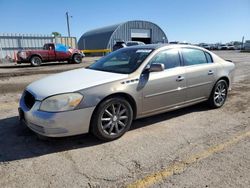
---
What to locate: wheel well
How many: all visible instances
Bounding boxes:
[89,93,137,132]
[72,53,80,58]
[218,76,229,86]
[29,54,42,61]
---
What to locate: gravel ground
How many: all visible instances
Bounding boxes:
[0,51,249,188]
[0,57,98,78]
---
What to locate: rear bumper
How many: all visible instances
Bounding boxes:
[19,97,95,137]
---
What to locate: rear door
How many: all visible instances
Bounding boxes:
[142,48,186,114]
[181,48,217,101]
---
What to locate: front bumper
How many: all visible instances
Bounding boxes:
[19,97,95,137]
[16,56,29,63]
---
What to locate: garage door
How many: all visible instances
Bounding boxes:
[131,29,151,38]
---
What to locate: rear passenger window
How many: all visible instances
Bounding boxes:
[149,49,181,69]
[205,52,213,63]
[182,48,207,66]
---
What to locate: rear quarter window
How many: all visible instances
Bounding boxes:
[205,52,213,63]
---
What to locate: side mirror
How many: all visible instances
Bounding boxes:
[148,63,165,72]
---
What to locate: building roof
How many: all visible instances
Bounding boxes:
[78,20,167,50]
[82,23,123,37]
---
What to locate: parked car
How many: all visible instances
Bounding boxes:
[227,44,236,50]
[234,45,242,50]
[19,44,235,141]
[16,43,84,66]
[213,44,220,50]
[201,44,211,50]
[218,44,228,50]
[209,44,217,50]
[244,40,250,50]
[112,41,127,51]
[126,41,145,46]
[169,41,179,44]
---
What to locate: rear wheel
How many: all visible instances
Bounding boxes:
[91,97,133,141]
[72,54,82,64]
[208,80,228,108]
[30,56,42,66]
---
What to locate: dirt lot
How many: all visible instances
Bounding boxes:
[0,51,249,188]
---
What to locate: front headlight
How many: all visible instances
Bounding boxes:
[40,93,83,112]
[19,51,27,58]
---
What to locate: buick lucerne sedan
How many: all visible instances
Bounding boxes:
[19,44,235,141]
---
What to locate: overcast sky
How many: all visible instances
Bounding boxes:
[0,0,249,43]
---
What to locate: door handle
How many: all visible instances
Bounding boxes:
[208,70,214,75]
[176,76,185,82]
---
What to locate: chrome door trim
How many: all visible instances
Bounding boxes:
[144,87,186,98]
[186,81,213,89]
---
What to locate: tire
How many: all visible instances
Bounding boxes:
[36,133,50,141]
[72,54,82,64]
[91,97,133,141]
[30,56,42,67]
[208,80,228,108]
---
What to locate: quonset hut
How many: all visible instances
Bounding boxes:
[78,20,167,51]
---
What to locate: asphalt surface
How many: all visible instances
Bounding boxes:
[0,51,249,188]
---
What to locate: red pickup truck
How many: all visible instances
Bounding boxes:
[16,43,84,66]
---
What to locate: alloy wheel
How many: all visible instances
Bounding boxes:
[214,81,227,106]
[100,102,129,136]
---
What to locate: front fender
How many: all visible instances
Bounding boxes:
[28,53,43,61]
[77,79,142,118]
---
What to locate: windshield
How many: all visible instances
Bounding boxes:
[88,48,153,74]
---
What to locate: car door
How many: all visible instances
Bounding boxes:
[47,44,56,61]
[142,49,186,115]
[181,48,217,102]
[40,44,50,61]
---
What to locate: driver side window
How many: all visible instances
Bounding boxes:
[149,49,181,69]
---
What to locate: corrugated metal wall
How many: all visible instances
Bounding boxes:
[108,21,167,49]
[54,37,77,49]
[78,24,120,50]
[78,20,167,51]
[0,33,77,60]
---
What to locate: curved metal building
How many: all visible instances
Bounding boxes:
[78,20,167,50]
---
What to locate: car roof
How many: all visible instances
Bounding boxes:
[127,43,206,51]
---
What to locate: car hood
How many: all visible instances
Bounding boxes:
[26,68,128,100]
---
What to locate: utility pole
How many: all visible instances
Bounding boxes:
[241,36,245,50]
[66,12,71,37]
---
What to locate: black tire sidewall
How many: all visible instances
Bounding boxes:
[91,97,133,141]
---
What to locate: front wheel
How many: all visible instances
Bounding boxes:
[208,80,228,108]
[91,97,133,141]
[72,54,82,64]
[30,56,42,66]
